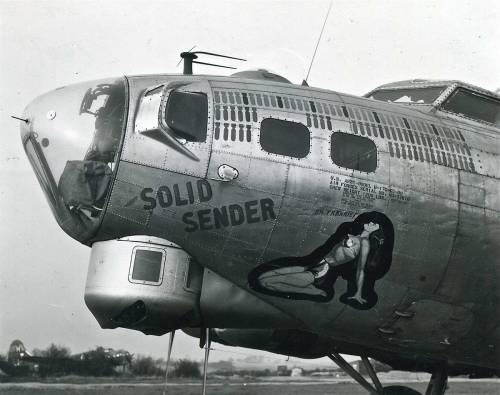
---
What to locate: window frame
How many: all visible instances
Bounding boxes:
[160,89,209,143]
[329,131,378,173]
[258,117,311,159]
[439,87,500,127]
[367,86,447,105]
[128,246,166,286]
[182,258,203,294]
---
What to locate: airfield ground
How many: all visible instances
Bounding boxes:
[0,378,498,395]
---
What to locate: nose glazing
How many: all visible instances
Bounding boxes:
[19,77,127,243]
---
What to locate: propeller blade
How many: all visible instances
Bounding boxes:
[162,330,175,395]
[201,328,211,395]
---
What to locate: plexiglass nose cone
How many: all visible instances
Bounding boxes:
[20,77,127,242]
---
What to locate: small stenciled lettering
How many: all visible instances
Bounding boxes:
[329,176,410,210]
[313,207,358,218]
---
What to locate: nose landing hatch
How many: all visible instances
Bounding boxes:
[20,77,127,242]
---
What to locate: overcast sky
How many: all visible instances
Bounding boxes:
[1,0,499,364]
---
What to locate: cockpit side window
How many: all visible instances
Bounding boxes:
[163,91,208,142]
[260,118,310,158]
[440,88,500,127]
[330,132,377,172]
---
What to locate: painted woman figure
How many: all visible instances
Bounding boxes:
[248,211,394,309]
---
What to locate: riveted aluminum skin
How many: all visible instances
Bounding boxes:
[24,73,499,373]
[84,236,203,335]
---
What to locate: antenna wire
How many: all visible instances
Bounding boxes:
[304,0,333,83]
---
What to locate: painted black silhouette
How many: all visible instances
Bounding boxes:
[248,211,394,310]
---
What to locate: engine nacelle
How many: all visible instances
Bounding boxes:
[85,236,203,335]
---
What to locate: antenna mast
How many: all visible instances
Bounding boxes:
[303,0,333,86]
[179,51,246,75]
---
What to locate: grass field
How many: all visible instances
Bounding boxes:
[0,379,498,395]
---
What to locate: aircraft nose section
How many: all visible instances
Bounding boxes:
[19,77,127,242]
[19,85,79,147]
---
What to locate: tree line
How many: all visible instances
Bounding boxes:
[0,343,201,378]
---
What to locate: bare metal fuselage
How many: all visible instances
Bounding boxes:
[24,74,500,371]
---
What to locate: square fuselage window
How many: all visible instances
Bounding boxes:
[260,118,310,158]
[331,132,377,172]
[129,248,165,285]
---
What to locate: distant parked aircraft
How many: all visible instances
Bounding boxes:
[0,340,131,377]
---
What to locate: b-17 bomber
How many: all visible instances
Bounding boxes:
[17,51,500,394]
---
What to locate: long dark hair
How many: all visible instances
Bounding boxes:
[313,211,394,277]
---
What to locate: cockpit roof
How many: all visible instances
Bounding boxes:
[366,79,500,129]
[367,79,500,102]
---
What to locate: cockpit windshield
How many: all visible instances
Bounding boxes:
[22,77,127,242]
[368,86,446,104]
[441,88,500,127]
